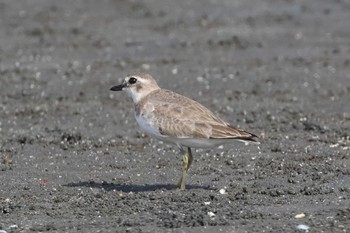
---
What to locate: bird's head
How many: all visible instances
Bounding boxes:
[110,72,160,103]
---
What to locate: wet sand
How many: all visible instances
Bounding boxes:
[0,0,349,232]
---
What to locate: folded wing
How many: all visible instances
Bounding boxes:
[144,90,258,143]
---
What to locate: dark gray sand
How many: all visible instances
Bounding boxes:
[1,0,350,232]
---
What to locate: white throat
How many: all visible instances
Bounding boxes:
[125,88,143,103]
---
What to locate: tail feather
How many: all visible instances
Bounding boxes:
[235,134,259,144]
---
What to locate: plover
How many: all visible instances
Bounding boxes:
[110,72,258,190]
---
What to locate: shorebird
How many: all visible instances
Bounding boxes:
[110,72,258,190]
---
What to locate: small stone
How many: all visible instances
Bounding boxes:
[196,76,204,82]
[219,189,226,194]
[116,191,124,198]
[297,224,309,231]
[295,213,306,219]
[226,160,234,165]
[207,211,215,218]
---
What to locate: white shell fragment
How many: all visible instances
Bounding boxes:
[207,211,216,218]
[297,224,310,231]
[295,213,306,219]
[219,189,226,194]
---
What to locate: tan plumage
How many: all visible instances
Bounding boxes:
[136,89,258,142]
[110,72,259,190]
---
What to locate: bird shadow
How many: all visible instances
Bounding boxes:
[64,181,212,193]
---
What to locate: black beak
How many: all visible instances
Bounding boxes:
[110,84,125,91]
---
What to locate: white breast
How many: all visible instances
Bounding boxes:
[135,113,164,139]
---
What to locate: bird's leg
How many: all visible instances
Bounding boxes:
[177,147,193,190]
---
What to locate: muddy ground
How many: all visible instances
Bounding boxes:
[0,0,350,232]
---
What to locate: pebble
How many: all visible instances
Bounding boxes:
[295,213,306,219]
[115,191,124,198]
[226,160,234,165]
[297,224,310,231]
[196,76,204,82]
[0,230,7,233]
[219,189,226,194]
[207,211,215,218]
[172,68,178,74]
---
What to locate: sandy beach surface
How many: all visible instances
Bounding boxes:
[0,0,349,232]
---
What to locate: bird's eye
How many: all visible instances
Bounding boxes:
[129,77,137,84]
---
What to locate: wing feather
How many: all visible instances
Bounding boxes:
[138,89,258,143]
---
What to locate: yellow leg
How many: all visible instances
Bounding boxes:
[176,147,193,190]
